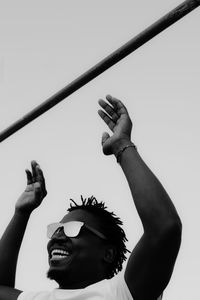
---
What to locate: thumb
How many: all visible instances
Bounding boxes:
[101,132,110,145]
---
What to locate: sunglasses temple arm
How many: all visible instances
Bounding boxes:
[86,225,107,240]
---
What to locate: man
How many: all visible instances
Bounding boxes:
[0,95,182,300]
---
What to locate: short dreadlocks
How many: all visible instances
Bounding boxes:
[67,195,130,279]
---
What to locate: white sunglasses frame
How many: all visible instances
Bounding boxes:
[47,221,107,240]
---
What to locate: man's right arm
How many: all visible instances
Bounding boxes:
[0,286,22,300]
[0,210,30,299]
[0,161,47,300]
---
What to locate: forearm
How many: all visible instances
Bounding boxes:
[0,210,30,287]
[114,139,181,235]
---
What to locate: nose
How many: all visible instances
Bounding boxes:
[51,226,67,240]
[47,227,70,252]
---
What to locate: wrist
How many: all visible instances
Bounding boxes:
[111,139,131,154]
[112,139,137,163]
[111,139,133,155]
[14,207,32,219]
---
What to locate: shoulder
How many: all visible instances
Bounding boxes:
[106,272,133,300]
[108,272,163,300]
[17,290,50,300]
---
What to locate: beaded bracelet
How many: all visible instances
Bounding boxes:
[116,143,137,163]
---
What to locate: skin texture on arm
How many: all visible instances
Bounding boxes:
[0,161,47,300]
[98,95,182,300]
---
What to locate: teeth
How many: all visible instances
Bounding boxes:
[51,249,70,257]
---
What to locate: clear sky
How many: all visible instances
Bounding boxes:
[0,0,200,299]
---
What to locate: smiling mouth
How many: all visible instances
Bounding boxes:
[50,249,71,261]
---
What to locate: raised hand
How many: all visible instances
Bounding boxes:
[15,161,47,214]
[98,95,132,155]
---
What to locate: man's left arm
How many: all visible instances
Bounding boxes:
[98,95,182,300]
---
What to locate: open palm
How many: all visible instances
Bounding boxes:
[15,161,47,214]
[98,95,132,155]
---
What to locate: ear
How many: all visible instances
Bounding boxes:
[103,246,116,264]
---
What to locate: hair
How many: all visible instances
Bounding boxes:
[67,195,130,279]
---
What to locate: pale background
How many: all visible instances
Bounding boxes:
[0,0,199,299]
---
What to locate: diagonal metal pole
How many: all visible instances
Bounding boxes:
[0,0,199,143]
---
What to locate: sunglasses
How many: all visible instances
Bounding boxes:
[47,221,107,240]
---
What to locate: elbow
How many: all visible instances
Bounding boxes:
[175,215,182,234]
[168,214,182,236]
[160,205,182,237]
[161,216,182,247]
[154,211,182,238]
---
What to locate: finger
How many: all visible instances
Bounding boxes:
[106,95,129,115]
[35,165,47,196]
[98,99,119,122]
[25,169,33,185]
[101,132,110,145]
[98,110,115,132]
[35,164,43,181]
[31,160,38,182]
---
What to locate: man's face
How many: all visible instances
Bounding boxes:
[47,209,108,289]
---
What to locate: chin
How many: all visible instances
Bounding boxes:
[47,266,66,283]
[47,269,58,281]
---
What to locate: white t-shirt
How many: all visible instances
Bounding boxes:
[18,272,162,300]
